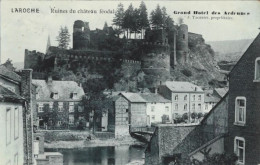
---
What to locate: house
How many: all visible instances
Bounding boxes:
[0,65,64,165]
[145,93,229,165]
[213,87,228,99]
[108,92,172,138]
[145,33,260,165]
[224,33,260,165]
[0,66,34,165]
[0,85,26,165]
[158,81,205,120]
[108,93,147,138]
[140,93,172,126]
[32,77,85,129]
[204,90,220,113]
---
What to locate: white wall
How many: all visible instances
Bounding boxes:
[171,92,205,117]
[0,102,24,165]
[146,102,172,126]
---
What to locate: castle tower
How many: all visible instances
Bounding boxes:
[73,20,90,50]
[140,37,170,88]
[176,24,189,64]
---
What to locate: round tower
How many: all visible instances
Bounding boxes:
[140,42,170,88]
[73,20,90,50]
[176,24,189,64]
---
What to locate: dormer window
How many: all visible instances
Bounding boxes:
[254,57,260,81]
[53,93,59,99]
[72,93,78,99]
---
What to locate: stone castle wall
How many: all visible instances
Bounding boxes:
[24,49,45,69]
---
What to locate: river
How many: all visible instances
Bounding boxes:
[46,145,145,165]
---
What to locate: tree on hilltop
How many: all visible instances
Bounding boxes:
[150,4,163,29]
[113,3,125,29]
[138,1,149,39]
[113,3,125,37]
[56,26,70,49]
[123,3,135,39]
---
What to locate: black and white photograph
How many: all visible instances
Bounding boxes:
[0,0,260,165]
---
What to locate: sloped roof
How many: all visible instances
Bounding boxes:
[140,93,171,103]
[32,79,85,101]
[214,88,228,98]
[0,85,23,101]
[204,90,220,103]
[120,92,146,103]
[0,65,21,82]
[229,33,260,76]
[165,81,203,92]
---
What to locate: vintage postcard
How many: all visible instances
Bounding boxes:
[0,1,260,165]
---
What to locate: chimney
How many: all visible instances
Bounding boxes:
[20,69,34,165]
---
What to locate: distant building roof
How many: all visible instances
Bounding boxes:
[0,65,21,82]
[0,85,24,102]
[214,88,228,98]
[120,92,147,103]
[165,81,203,92]
[204,90,220,103]
[32,79,85,101]
[140,93,171,103]
[119,92,171,103]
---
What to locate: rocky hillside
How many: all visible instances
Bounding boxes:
[170,36,226,88]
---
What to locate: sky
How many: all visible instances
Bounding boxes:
[1,1,260,63]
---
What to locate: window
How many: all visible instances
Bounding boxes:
[57,121,62,126]
[198,95,201,101]
[192,95,195,101]
[14,107,19,140]
[235,97,246,125]
[58,102,63,112]
[152,115,155,120]
[53,93,59,99]
[198,104,201,111]
[36,93,39,99]
[126,109,128,113]
[175,95,178,101]
[192,104,195,110]
[234,137,245,164]
[151,106,155,112]
[205,104,208,110]
[254,57,260,80]
[165,106,169,112]
[78,106,83,112]
[69,115,74,125]
[6,108,11,145]
[69,102,74,112]
[38,103,43,112]
[184,95,187,101]
[125,117,128,121]
[49,102,53,111]
[14,153,18,165]
[175,104,178,111]
[72,93,78,99]
[183,34,185,39]
[184,104,187,111]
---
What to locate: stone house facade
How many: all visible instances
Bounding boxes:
[32,78,85,129]
[158,81,205,119]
